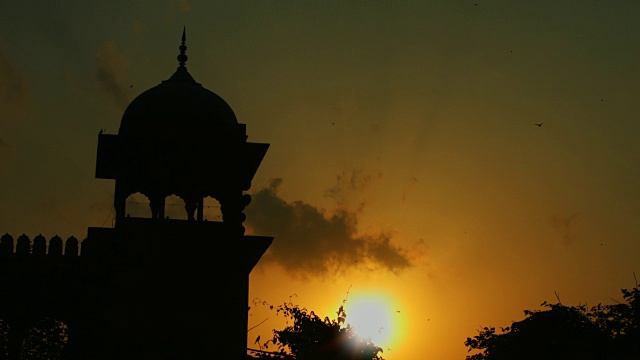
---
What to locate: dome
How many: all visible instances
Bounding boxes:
[118,29,237,138]
[118,66,237,138]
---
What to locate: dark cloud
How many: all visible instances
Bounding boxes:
[324,168,383,207]
[94,41,132,111]
[550,213,580,246]
[245,178,415,279]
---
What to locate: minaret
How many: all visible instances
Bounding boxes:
[89,29,273,359]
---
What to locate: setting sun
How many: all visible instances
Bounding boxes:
[344,292,399,348]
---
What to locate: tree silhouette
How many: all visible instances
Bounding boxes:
[464,285,640,360]
[251,300,385,360]
[19,317,68,360]
[0,317,68,360]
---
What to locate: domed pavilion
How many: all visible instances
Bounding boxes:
[0,28,274,360]
[90,28,273,359]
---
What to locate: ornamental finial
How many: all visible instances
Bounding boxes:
[177,26,187,67]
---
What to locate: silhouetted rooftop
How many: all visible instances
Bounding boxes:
[118,28,238,138]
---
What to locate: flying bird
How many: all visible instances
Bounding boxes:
[534,122,543,127]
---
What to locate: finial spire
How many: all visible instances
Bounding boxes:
[177,26,188,67]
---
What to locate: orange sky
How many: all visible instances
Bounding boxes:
[1,2,640,359]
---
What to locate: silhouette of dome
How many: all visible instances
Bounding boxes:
[119,66,237,138]
[118,29,237,138]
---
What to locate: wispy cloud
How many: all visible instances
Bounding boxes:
[0,137,13,171]
[94,41,132,111]
[245,176,416,279]
[0,39,30,168]
[174,0,192,12]
[131,19,149,35]
[550,213,580,246]
[401,176,419,202]
[324,168,383,208]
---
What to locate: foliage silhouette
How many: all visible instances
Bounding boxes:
[0,317,68,360]
[464,285,640,360]
[251,299,385,360]
[19,317,68,360]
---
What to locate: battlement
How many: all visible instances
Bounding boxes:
[0,233,81,257]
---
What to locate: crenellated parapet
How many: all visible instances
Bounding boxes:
[0,233,81,257]
[0,232,112,360]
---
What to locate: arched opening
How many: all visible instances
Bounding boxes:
[125,192,151,218]
[164,195,187,220]
[202,196,222,222]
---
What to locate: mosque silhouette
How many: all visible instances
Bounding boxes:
[0,29,273,359]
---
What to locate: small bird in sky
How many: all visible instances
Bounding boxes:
[255,335,260,344]
[534,122,543,127]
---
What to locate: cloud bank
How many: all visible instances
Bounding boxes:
[244,177,415,279]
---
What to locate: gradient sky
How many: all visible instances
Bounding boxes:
[1,1,640,359]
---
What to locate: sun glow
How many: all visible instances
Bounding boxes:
[344,292,399,348]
